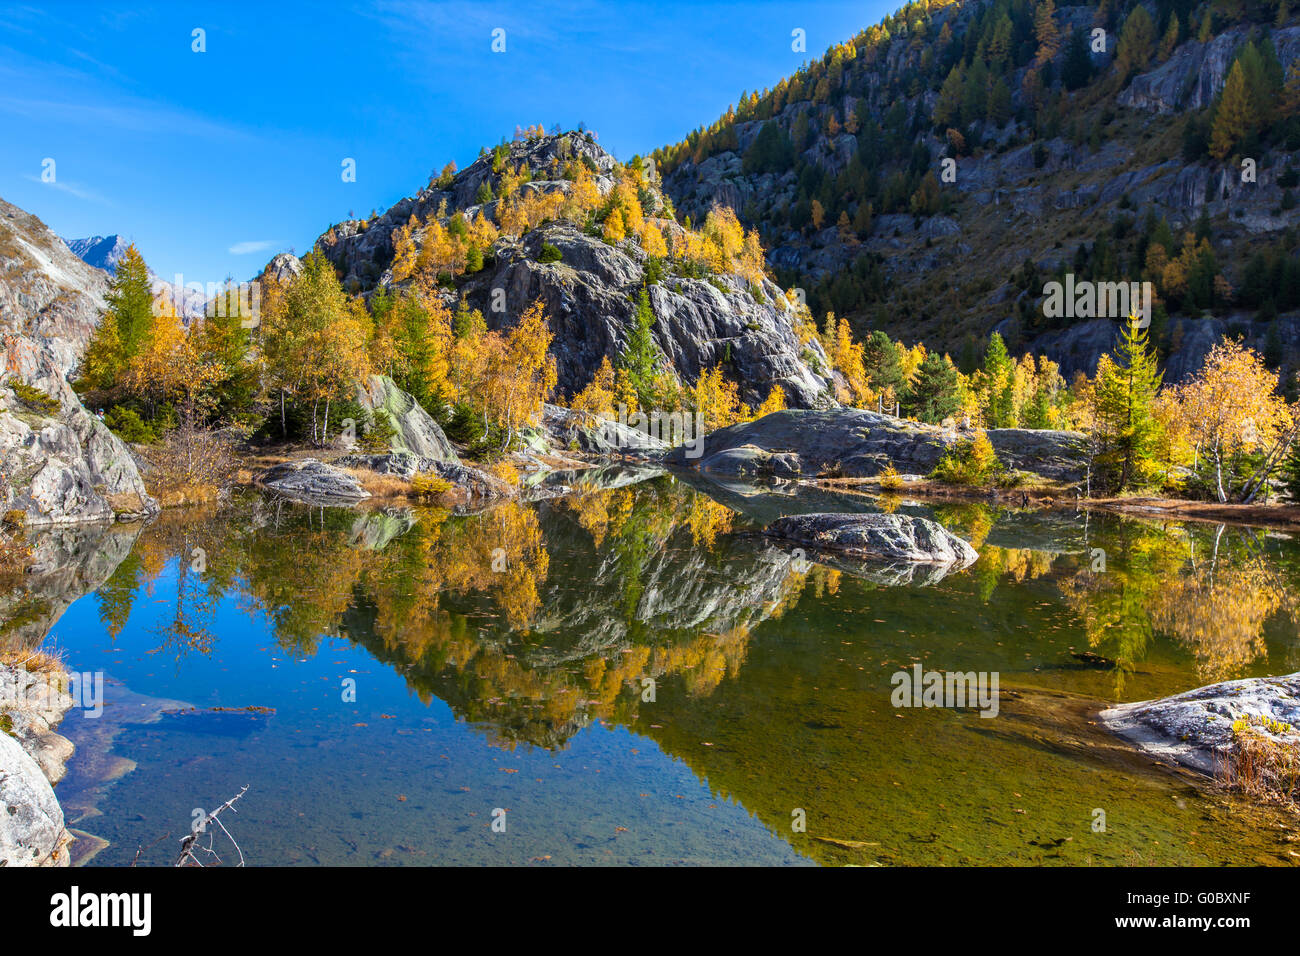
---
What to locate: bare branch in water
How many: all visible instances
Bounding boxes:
[175,786,249,867]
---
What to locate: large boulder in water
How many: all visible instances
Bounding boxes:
[258,459,370,502]
[666,408,1088,482]
[1101,673,1300,776]
[763,512,978,566]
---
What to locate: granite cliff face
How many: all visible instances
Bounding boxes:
[302,133,834,409]
[0,198,156,526]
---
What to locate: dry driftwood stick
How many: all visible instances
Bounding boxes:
[175,786,250,867]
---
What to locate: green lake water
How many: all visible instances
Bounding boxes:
[7,471,1300,866]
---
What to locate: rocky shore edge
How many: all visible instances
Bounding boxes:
[0,660,76,866]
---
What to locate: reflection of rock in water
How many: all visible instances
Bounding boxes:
[349,508,416,551]
[511,516,808,667]
[0,521,141,650]
[671,468,871,526]
[540,463,665,493]
[777,548,971,587]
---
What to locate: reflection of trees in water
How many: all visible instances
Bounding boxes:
[1059,518,1300,691]
[930,502,1055,603]
[352,483,821,749]
[92,482,833,749]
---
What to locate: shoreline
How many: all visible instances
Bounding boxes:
[0,658,75,866]
[808,476,1300,532]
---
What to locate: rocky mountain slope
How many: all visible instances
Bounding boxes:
[62,235,131,274]
[656,0,1300,382]
[0,198,155,525]
[286,132,834,408]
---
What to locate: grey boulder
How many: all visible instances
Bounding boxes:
[763,512,978,566]
[355,375,459,462]
[258,459,370,502]
[0,731,69,866]
[1101,673,1300,776]
[667,408,1088,482]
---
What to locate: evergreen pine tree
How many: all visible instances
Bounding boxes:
[617,288,661,410]
[905,351,961,423]
[982,332,1016,427]
[106,244,155,359]
[1093,315,1164,490]
[863,330,906,404]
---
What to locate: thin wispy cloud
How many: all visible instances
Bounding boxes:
[0,95,255,143]
[228,240,285,255]
[22,173,110,204]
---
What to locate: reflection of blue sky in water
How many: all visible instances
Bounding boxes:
[52,563,806,866]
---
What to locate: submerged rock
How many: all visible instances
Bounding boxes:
[1101,673,1300,776]
[258,459,370,502]
[763,512,978,566]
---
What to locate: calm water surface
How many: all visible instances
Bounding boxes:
[8,471,1300,866]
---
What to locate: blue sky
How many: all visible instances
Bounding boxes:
[0,1,894,285]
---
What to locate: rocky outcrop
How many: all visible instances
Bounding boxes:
[763,512,978,566]
[261,252,303,285]
[541,403,668,457]
[0,662,75,866]
[315,132,619,291]
[656,7,1300,376]
[1101,673,1300,776]
[355,375,459,461]
[454,221,831,409]
[302,133,833,410]
[1118,26,1300,114]
[665,408,1089,482]
[336,453,516,502]
[258,459,370,502]
[1,198,157,526]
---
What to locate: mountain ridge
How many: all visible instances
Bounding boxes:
[653,0,1300,383]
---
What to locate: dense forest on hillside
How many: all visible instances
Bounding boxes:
[654,0,1300,380]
